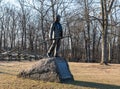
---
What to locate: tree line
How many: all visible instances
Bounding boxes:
[0,0,120,64]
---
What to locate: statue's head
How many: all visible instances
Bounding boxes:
[55,14,61,22]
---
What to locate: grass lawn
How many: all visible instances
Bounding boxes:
[0,61,120,89]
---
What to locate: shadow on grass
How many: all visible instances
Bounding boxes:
[65,80,120,89]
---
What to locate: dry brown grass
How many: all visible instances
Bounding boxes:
[0,61,120,89]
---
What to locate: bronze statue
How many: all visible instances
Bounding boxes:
[47,15,63,57]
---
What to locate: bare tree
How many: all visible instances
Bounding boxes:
[100,0,115,65]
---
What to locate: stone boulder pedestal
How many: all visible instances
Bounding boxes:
[18,57,74,83]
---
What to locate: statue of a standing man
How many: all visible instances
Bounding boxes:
[47,15,63,57]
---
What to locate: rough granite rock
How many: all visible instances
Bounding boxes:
[18,57,74,83]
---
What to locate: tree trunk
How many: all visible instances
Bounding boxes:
[101,0,108,65]
[83,30,88,62]
[67,21,73,59]
[108,43,112,62]
[51,0,55,20]
[92,26,96,62]
[117,25,120,63]
[84,0,91,62]
[41,1,47,54]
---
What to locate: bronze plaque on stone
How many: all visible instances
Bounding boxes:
[55,57,74,82]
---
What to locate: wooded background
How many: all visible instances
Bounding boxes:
[0,0,120,64]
